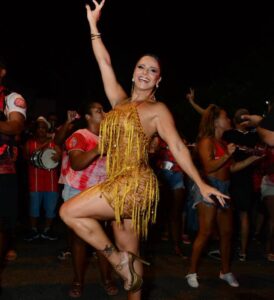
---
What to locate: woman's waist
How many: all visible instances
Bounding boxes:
[107,163,153,177]
[205,168,230,182]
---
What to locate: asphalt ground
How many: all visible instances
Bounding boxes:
[1,220,274,300]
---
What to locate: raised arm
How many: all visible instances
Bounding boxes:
[153,102,228,205]
[186,88,206,115]
[54,110,78,146]
[85,0,128,108]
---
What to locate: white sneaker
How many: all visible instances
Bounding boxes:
[219,272,239,287]
[186,273,199,288]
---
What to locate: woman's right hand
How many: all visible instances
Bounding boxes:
[198,181,229,207]
[186,87,195,103]
[86,0,105,26]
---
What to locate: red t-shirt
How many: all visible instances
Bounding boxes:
[59,129,106,190]
[156,138,182,172]
[27,139,59,192]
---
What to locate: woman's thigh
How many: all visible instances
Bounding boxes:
[61,185,115,221]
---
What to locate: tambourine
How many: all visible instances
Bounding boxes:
[30,148,59,170]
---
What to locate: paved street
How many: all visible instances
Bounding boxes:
[1,221,274,300]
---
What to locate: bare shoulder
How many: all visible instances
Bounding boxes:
[144,100,170,115]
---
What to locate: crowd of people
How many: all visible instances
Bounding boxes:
[1,0,274,298]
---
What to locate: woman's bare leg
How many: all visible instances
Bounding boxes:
[170,188,185,255]
[71,230,87,284]
[59,186,132,287]
[217,207,233,274]
[188,203,216,273]
[239,211,249,256]
[264,196,274,254]
[112,219,141,300]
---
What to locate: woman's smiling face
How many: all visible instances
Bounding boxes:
[132,55,161,91]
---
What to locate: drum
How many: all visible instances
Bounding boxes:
[30,148,59,170]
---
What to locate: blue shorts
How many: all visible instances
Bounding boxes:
[192,176,230,209]
[157,169,185,190]
[29,191,59,218]
[62,184,81,202]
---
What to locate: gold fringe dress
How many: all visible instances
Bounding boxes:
[98,100,159,238]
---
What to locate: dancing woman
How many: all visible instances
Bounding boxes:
[60,0,228,295]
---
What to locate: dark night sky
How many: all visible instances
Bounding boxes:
[1,0,274,136]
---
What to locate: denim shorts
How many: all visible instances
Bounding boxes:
[62,184,81,202]
[29,191,59,218]
[157,169,185,190]
[261,176,274,199]
[192,176,230,209]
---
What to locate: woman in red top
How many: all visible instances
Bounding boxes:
[186,105,260,288]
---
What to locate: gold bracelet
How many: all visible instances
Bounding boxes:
[91,35,101,41]
[91,33,101,38]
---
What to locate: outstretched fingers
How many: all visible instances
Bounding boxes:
[92,0,105,9]
[201,185,230,207]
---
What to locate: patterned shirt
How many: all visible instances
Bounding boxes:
[59,129,106,190]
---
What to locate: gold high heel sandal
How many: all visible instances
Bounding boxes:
[115,251,150,292]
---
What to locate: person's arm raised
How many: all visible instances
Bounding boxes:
[86,0,127,108]
[153,102,228,206]
[186,88,206,115]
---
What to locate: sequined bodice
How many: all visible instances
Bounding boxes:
[99,102,150,177]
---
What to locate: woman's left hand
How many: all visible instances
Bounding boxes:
[86,0,105,26]
[199,182,229,207]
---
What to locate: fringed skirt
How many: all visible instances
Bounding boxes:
[98,166,159,238]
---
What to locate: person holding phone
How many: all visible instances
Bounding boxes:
[186,105,261,288]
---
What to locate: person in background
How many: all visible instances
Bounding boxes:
[0,59,27,270]
[223,108,260,261]
[259,146,274,261]
[24,116,61,241]
[55,110,81,261]
[241,103,274,146]
[47,112,59,140]
[186,105,261,288]
[60,101,118,297]
[153,135,187,257]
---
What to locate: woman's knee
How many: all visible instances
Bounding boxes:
[59,202,72,224]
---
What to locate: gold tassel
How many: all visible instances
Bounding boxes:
[98,103,159,238]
